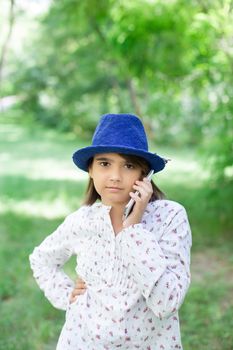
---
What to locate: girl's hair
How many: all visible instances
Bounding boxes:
[83,153,165,206]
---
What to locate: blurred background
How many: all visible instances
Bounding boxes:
[0,0,232,349]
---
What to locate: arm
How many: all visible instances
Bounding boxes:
[121,204,192,319]
[29,212,78,310]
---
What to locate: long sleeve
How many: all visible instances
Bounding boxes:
[29,213,78,310]
[120,202,192,319]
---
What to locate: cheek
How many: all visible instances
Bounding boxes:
[135,170,143,181]
[92,177,103,194]
[128,173,141,187]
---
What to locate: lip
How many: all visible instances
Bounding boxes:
[106,187,123,192]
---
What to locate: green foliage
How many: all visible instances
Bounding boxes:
[8,1,231,181]
[2,0,233,215]
[181,281,233,350]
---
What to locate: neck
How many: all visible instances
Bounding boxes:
[109,204,125,235]
[110,204,124,217]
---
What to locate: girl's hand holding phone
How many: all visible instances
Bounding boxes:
[123,175,153,229]
[70,277,87,304]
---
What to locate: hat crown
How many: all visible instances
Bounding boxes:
[72,113,166,173]
[92,114,148,151]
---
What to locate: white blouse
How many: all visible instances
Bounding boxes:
[29,199,192,350]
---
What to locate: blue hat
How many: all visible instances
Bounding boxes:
[72,113,167,173]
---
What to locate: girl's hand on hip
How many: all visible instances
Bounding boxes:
[123,176,153,228]
[69,277,87,304]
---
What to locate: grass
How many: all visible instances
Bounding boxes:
[0,123,232,349]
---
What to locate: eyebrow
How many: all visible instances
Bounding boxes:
[94,157,113,162]
[94,156,135,165]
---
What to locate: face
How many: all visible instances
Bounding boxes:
[89,153,142,207]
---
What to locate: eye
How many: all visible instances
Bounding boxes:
[99,161,110,167]
[124,163,135,169]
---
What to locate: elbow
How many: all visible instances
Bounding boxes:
[29,251,41,277]
[147,278,191,320]
[29,248,38,267]
[147,291,183,319]
[29,252,36,272]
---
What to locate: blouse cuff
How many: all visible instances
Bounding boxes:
[121,224,167,299]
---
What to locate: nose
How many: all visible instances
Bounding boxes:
[109,167,122,182]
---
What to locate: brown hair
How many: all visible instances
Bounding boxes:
[83,153,165,206]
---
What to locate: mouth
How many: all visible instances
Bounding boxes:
[106,186,123,192]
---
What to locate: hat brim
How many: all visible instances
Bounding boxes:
[72,146,166,173]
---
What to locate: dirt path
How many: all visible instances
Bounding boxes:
[191,248,233,284]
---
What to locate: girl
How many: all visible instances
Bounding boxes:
[30,113,192,350]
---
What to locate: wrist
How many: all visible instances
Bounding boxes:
[123,216,142,228]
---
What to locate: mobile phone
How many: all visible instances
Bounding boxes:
[122,169,154,220]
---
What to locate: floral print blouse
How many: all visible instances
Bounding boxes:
[29,199,192,350]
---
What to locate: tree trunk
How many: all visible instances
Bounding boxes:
[127,78,152,137]
[0,0,15,94]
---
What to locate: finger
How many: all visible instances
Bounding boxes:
[75,282,86,289]
[71,288,86,301]
[69,295,77,304]
[132,189,147,200]
[73,285,87,294]
[73,283,87,292]
[75,277,86,284]
[76,277,85,283]
[72,290,86,298]
[75,279,86,287]
[143,178,153,191]
[133,185,150,195]
[129,191,142,202]
[135,180,153,192]
[143,175,152,182]
[132,185,150,198]
[74,289,86,296]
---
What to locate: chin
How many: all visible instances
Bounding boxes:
[108,199,128,207]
